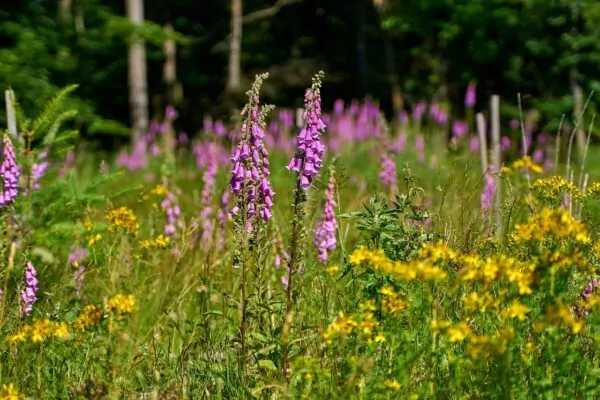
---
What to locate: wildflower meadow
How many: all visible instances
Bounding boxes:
[3,73,600,400]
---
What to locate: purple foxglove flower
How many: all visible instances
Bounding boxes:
[165,105,179,120]
[21,261,38,317]
[203,116,214,133]
[287,73,326,190]
[229,73,275,221]
[380,153,398,196]
[0,135,20,207]
[314,174,338,263]
[413,101,427,122]
[501,136,512,152]
[452,121,468,139]
[481,173,495,212]
[470,136,480,152]
[464,82,476,108]
[532,148,544,164]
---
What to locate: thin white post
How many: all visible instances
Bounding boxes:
[476,112,488,172]
[5,89,17,137]
[491,95,502,237]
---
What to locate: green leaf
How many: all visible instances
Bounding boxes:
[257,359,276,371]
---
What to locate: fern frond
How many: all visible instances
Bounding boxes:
[31,84,79,135]
[42,109,79,146]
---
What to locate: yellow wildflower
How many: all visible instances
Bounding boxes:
[325,265,340,277]
[0,383,21,400]
[447,322,471,343]
[150,184,169,197]
[73,305,103,332]
[532,176,581,201]
[107,294,137,317]
[380,286,408,316]
[501,301,530,321]
[384,379,401,391]
[511,155,543,174]
[106,207,139,235]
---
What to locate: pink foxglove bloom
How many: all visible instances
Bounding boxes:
[287,72,327,190]
[415,135,425,164]
[464,82,476,108]
[452,121,468,139]
[199,161,217,247]
[0,135,20,207]
[501,136,512,152]
[314,174,338,264]
[380,153,398,196]
[481,173,495,212]
[412,101,427,122]
[165,105,178,120]
[21,262,38,317]
[229,73,275,221]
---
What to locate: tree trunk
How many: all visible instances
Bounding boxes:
[75,2,85,33]
[571,69,586,153]
[126,0,149,142]
[228,0,243,92]
[59,0,72,24]
[163,23,182,105]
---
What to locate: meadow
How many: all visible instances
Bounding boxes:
[2,73,600,399]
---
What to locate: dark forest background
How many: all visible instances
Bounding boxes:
[2,0,600,147]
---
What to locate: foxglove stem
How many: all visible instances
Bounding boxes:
[229,73,272,379]
[283,71,326,382]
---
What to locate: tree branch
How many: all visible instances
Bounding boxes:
[242,0,304,24]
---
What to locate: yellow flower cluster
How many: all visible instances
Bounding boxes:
[150,184,169,197]
[512,208,590,244]
[83,218,102,246]
[458,254,535,294]
[532,176,582,201]
[322,308,385,346]
[7,319,70,345]
[107,294,137,318]
[417,241,458,263]
[350,248,447,282]
[8,295,136,345]
[139,234,170,250]
[432,320,514,360]
[534,302,583,334]
[585,182,600,198]
[0,384,21,400]
[461,291,500,314]
[380,286,408,316]
[107,207,139,235]
[72,305,103,332]
[504,155,544,174]
[384,379,402,391]
[324,265,340,277]
[500,300,531,321]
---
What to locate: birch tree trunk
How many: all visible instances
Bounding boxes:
[227,0,243,92]
[126,0,149,142]
[59,0,72,23]
[571,69,586,153]
[163,23,182,104]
